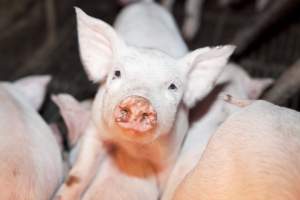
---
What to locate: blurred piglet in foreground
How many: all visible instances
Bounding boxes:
[161,63,273,200]
[0,76,63,200]
[174,98,300,200]
[54,0,234,199]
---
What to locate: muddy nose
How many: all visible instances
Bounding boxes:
[114,96,157,133]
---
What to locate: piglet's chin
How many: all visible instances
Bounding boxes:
[119,128,157,143]
[111,118,158,143]
[115,120,156,133]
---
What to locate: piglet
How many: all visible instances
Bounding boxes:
[54,1,234,198]
[161,0,204,40]
[161,63,273,200]
[173,98,300,200]
[0,75,63,200]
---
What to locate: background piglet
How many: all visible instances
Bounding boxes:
[161,63,273,200]
[160,0,271,41]
[51,94,91,167]
[161,0,204,40]
[0,75,63,200]
[55,1,234,199]
[52,93,159,200]
[174,99,300,200]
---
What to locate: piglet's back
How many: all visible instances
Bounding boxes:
[0,83,62,200]
[114,1,188,57]
[174,100,300,200]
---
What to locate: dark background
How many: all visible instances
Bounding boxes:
[1,0,300,125]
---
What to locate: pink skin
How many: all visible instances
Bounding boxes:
[0,76,63,200]
[114,96,157,133]
[173,100,300,200]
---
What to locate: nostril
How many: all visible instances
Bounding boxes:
[140,112,157,125]
[115,107,130,122]
[121,108,129,117]
[142,113,148,120]
[140,113,150,123]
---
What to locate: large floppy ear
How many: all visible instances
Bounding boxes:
[246,78,274,100]
[75,7,126,83]
[13,75,51,110]
[51,94,90,146]
[181,45,235,108]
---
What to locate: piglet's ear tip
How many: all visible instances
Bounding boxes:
[40,74,52,83]
[74,7,84,15]
[212,45,236,56]
[74,7,90,22]
[22,75,52,86]
[51,93,73,103]
[189,45,236,63]
[51,94,60,104]
[265,78,275,85]
[37,75,52,89]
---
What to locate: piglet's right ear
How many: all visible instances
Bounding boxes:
[14,75,51,111]
[52,94,90,146]
[75,7,126,83]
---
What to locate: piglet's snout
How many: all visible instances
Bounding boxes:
[114,96,157,133]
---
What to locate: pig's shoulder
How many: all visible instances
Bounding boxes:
[229,100,291,119]
[244,100,300,122]
[223,100,300,136]
[224,100,273,123]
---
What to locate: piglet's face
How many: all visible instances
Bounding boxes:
[75,8,234,143]
[99,48,185,142]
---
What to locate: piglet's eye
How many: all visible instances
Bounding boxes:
[112,70,121,79]
[168,83,177,90]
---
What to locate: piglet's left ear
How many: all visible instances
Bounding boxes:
[181,45,235,108]
[13,75,51,110]
[247,78,274,100]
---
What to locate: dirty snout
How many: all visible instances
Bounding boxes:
[114,96,157,133]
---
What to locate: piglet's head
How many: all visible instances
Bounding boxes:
[219,64,274,115]
[75,8,234,143]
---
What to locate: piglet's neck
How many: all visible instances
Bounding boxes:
[102,137,171,177]
[107,143,158,178]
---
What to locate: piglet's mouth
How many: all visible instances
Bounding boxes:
[115,115,157,133]
[114,96,157,133]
